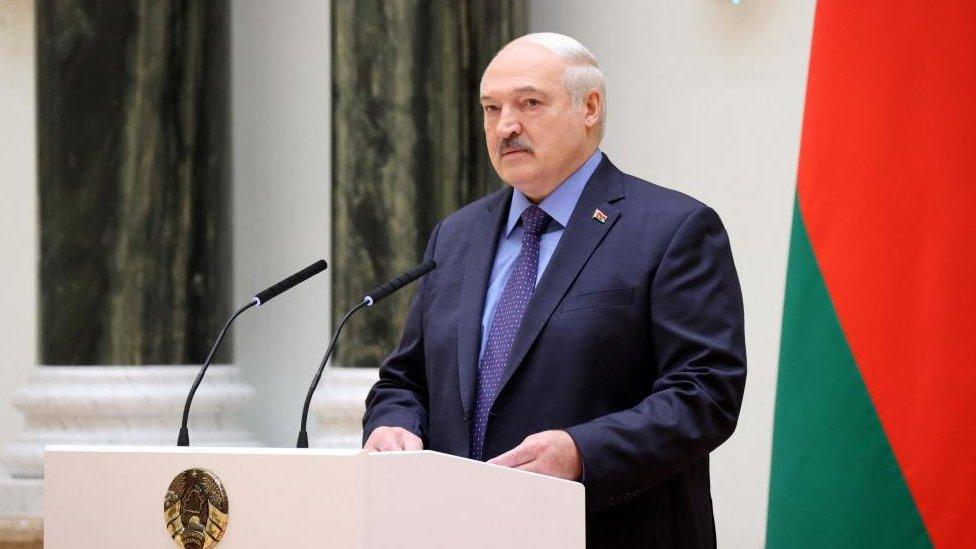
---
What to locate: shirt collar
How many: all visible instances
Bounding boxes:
[505,149,604,236]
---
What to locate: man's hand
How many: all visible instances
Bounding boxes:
[363,426,424,451]
[488,430,583,481]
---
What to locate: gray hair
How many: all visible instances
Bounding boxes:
[515,32,606,138]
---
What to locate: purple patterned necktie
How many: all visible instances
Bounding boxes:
[470,204,552,460]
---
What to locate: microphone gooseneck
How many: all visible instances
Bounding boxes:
[178,299,257,447]
[296,259,437,448]
[295,300,369,448]
[178,259,328,447]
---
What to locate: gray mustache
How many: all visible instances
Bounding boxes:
[499,137,532,155]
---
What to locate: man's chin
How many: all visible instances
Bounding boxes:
[497,160,539,186]
[498,169,540,190]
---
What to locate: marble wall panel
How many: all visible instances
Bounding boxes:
[332,0,525,366]
[37,0,230,365]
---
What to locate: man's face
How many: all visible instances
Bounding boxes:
[480,42,595,200]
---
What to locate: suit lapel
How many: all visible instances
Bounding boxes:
[457,188,512,418]
[495,158,626,399]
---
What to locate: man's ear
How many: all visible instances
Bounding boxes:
[583,89,602,130]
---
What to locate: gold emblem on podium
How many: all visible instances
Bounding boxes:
[164,468,229,548]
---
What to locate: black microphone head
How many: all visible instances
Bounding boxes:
[254,259,328,305]
[364,259,437,306]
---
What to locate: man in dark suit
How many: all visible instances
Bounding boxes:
[362,32,746,548]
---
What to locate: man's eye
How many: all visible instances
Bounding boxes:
[483,105,499,113]
[523,98,540,108]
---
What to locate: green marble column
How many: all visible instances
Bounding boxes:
[332,0,525,367]
[37,0,230,365]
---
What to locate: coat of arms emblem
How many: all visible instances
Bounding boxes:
[164,468,229,548]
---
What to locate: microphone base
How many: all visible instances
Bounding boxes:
[177,427,189,447]
[296,430,309,449]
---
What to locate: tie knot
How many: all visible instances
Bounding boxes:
[521,205,551,236]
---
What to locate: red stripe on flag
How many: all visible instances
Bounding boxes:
[798,2,976,546]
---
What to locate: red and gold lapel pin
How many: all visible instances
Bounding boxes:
[592,209,608,223]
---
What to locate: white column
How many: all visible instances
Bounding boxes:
[0,0,37,461]
[231,0,334,446]
[0,0,40,544]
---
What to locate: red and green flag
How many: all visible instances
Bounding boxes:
[767,2,976,547]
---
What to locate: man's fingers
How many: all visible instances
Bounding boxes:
[487,446,520,466]
[363,433,381,451]
[487,451,514,467]
[366,427,424,452]
[394,429,408,449]
[514,459,544,474]
[488,439,537,467]
[400,431,424,450]
[365,428,401,452]
[486,431,582,480]
[376,439,403,451]
[365,436,393,451]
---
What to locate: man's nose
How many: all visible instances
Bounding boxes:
[495,106,522,139]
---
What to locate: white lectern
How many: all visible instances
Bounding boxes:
[44,446,584,548]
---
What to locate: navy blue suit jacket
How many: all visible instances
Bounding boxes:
[363,156,746,548]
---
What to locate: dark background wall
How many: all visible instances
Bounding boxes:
[331,0,525,366]
[35,0,524,367]
[37,0,230,365]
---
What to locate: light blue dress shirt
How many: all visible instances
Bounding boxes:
[478,149,604,359]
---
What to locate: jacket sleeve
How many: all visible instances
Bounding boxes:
[361,221,443,446]
[564,205,747,511]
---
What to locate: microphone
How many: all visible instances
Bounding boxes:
[363,259,437,306]
[296,259,436,448]
[177,259,328,446]
[254,259,329,305]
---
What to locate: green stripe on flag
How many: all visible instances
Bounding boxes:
[766,199,931,548]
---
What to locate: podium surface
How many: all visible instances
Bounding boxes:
[44,446,584,548]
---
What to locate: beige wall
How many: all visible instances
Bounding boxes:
[0,0,37,473]
[528,1,816,546]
